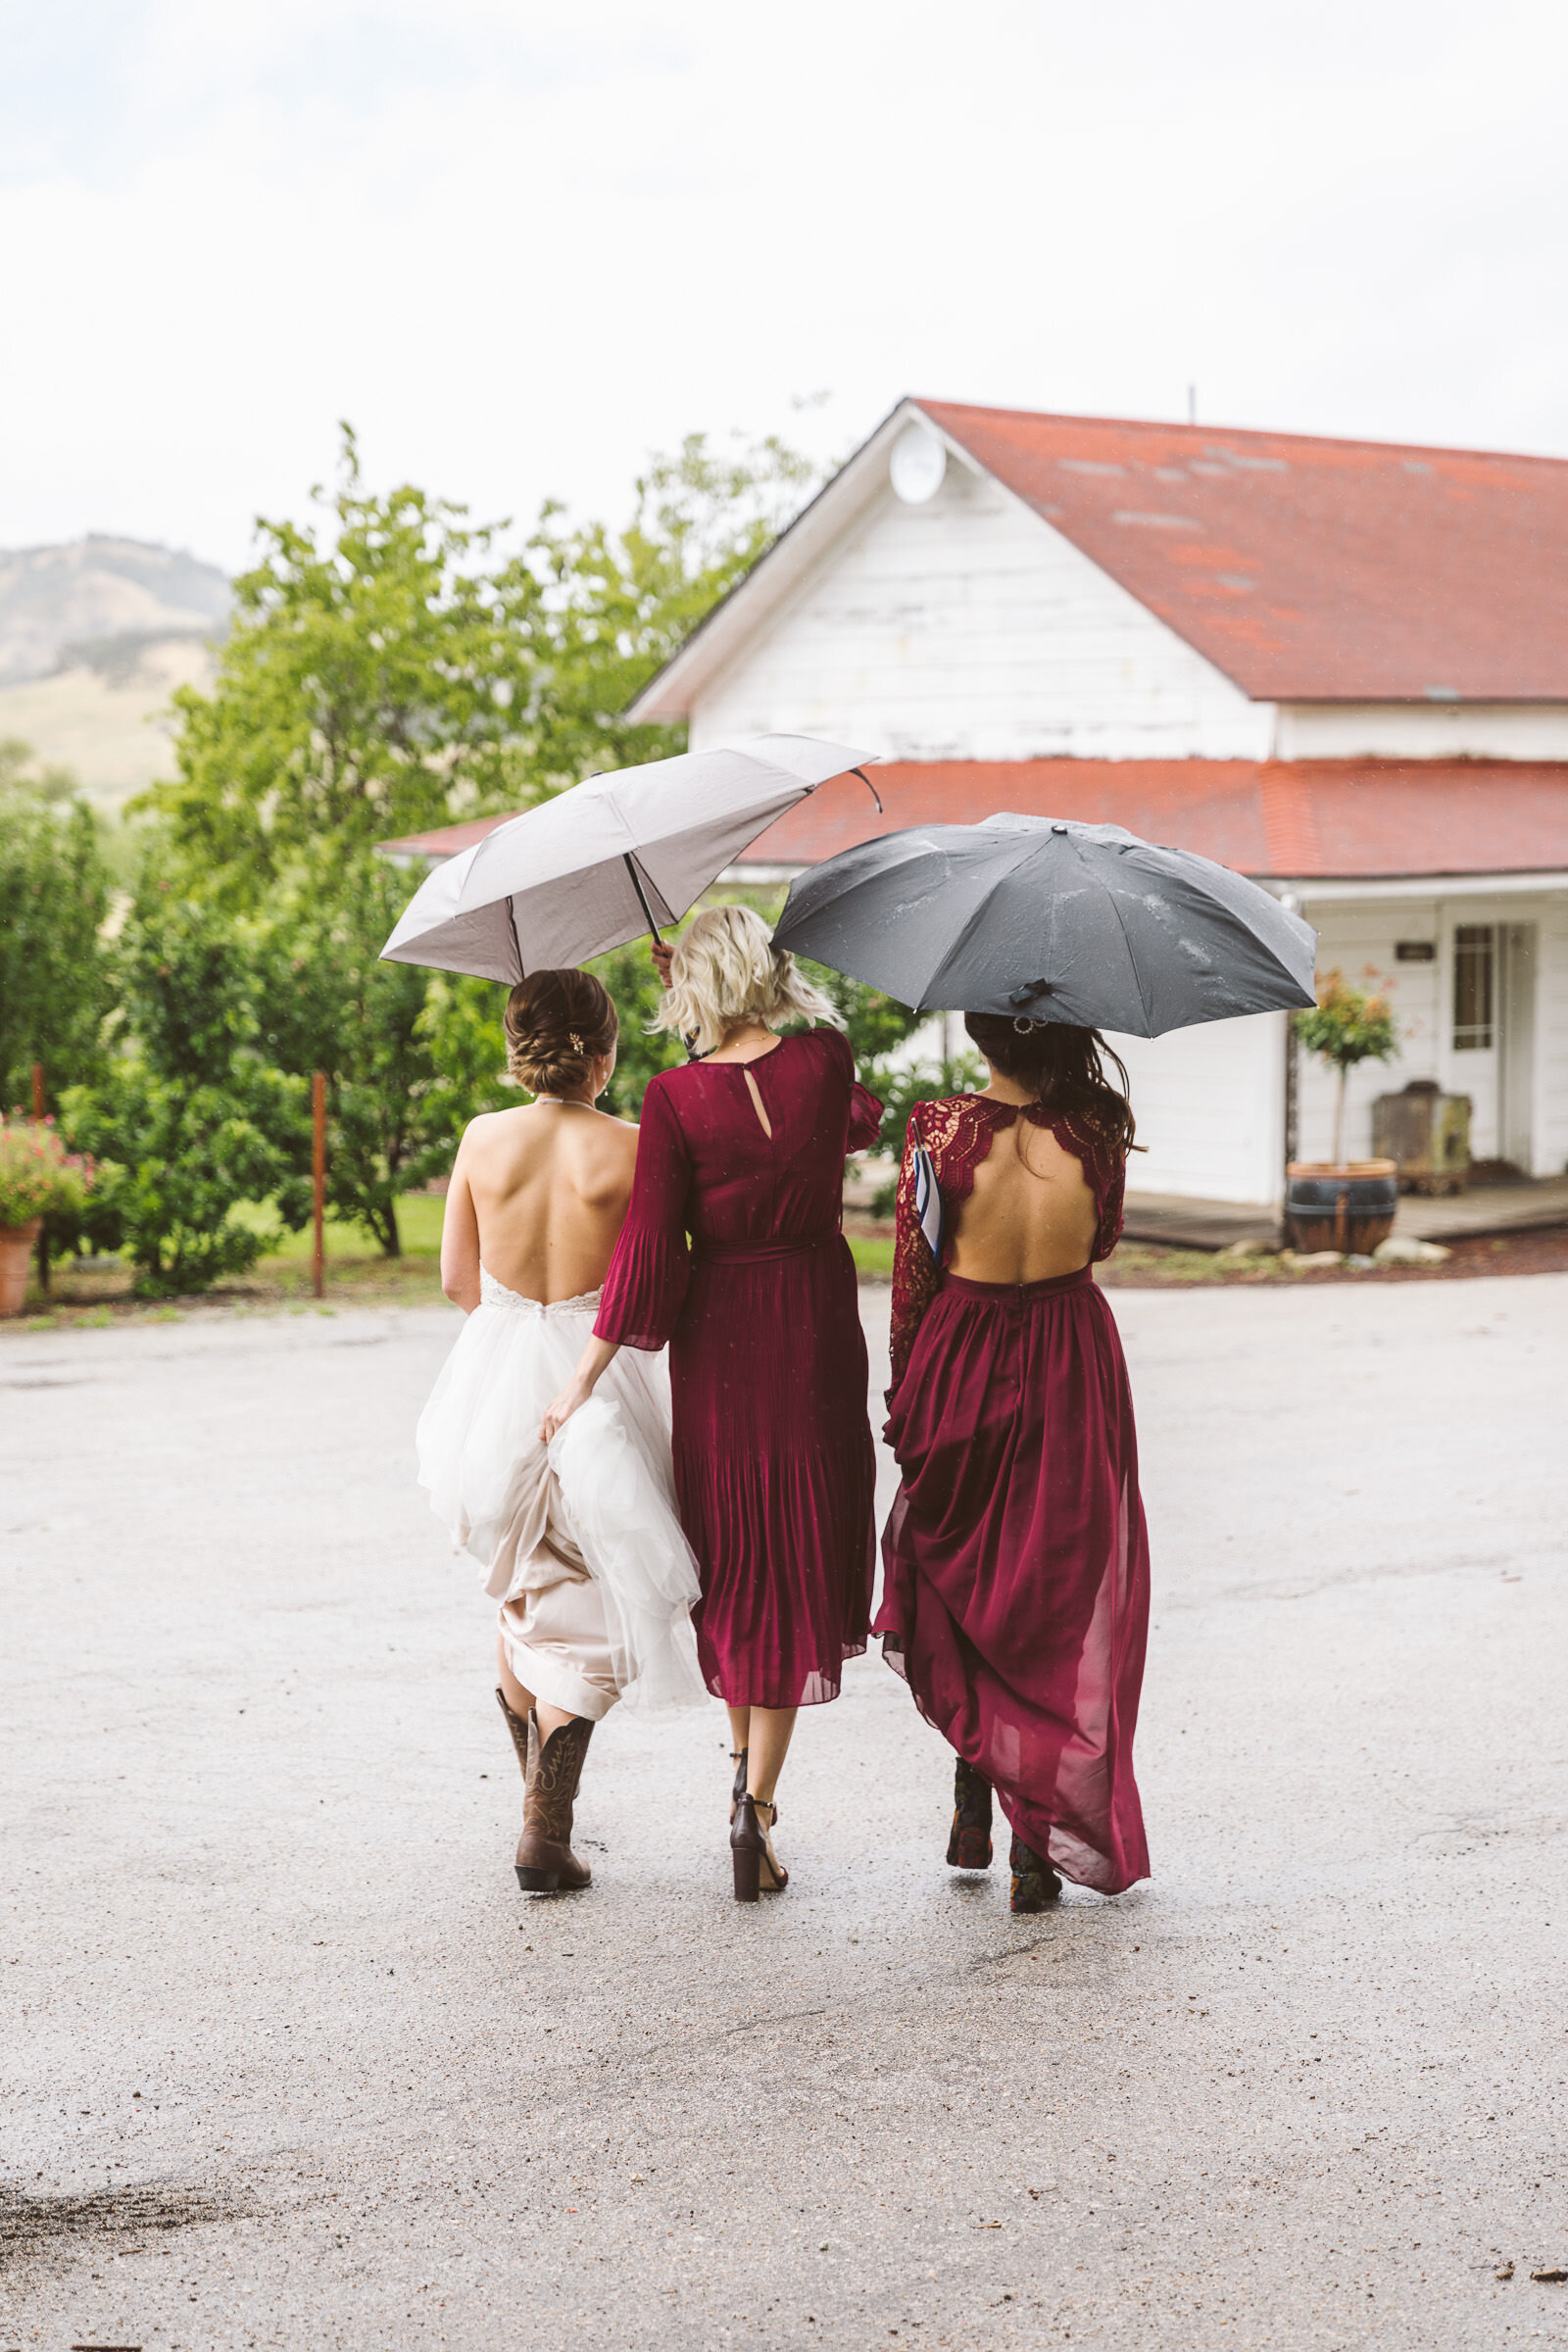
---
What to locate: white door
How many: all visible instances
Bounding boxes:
[1447,919,1538,1171]
[1498,923,1538,1173]
[1448,921,1499,1157]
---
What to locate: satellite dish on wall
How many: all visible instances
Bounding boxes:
[890,421,947,505]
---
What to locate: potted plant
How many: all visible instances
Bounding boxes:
[1288,972,1401,1253]
[0,1116,96,1315]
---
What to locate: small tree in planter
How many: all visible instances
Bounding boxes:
[0,1116,97,1315]
[1295,970,1398,1168]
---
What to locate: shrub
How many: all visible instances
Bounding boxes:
[0,1115,96,1228]
[1295,970,1399,1167]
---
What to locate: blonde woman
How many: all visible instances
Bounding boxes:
[418,968,704,1898]
[542,906,883,1900]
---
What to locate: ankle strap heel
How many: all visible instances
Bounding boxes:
[729,1792,787,1901]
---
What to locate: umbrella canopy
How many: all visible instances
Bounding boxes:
[770,814,1317,1038]
[380,735,876,983]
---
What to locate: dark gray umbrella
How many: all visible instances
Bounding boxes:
[771,813,1316,1036]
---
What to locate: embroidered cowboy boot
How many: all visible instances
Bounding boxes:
[496,1688,595,1892]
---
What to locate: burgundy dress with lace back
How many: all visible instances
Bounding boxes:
[874,1096,1151,1894]
[595,1027,883,1708]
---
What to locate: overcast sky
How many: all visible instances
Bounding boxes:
[3,0,1565,571]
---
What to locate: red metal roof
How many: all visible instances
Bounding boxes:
[379,813,509,859]
[381,761,1568,883]
[917,401,1568,704]
[740,760,1568,881]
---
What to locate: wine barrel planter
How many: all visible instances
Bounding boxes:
[1284,1161,1398,1255]
[0,1218,41,1318]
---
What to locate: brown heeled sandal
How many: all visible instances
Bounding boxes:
[730,1793,788,1902]
[729,1746,779,1831]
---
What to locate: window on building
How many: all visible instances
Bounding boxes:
[1452,924,1494,1050]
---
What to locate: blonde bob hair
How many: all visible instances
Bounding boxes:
[652,904,843,1057]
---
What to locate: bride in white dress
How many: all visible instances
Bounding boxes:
[416,966,703,1893]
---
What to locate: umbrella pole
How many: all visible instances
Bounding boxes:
[623,854,664,945]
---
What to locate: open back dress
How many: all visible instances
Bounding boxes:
[875,1094,1152,1894]
[594,1027,883,1709]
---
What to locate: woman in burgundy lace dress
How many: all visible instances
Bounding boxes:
[541,906,883,1900]
[875,1013,1151,1912]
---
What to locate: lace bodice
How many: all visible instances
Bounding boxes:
[478,1268,604,1317]
[887,1097,1127,1395]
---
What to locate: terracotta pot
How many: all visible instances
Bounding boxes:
[0,1218,41,1317]
[1285,1161,1398,1255]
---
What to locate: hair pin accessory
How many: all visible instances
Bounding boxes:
[569,1031,585,1053]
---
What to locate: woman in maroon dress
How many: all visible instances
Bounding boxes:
[541,906,883,1900]
[876,1014,1151,1912]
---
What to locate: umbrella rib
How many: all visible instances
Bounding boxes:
[1094,850,1156,1034]
[919,839,1042,1012]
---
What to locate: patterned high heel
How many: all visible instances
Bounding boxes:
[730,1793,788,1901]
[947,1756,994,1870]
[1009,1833,1062,1914]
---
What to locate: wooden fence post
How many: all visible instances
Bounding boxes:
[30,1061,49,1294]
[312,1071,326,1300]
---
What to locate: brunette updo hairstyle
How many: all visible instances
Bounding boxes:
[963,1015,1139,1159]
[504,968,618,1098]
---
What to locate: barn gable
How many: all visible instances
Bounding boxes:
[681,433,1272,765]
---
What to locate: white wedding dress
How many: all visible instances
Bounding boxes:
[416,1269,706,1718]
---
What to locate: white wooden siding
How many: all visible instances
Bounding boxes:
[1114,1012,1287,1209]
[690,464,1275,764]
[1275,703,1568,761]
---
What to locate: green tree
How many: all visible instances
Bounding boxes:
[140,429,568,891]
[61,891,313,1296]
[256,850,512,1255]
[0,747,113,1114]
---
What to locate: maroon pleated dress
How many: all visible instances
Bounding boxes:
[874,1097,1151,1894]
[595,1028,883,1709]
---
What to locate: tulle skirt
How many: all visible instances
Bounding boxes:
[416,1271,706,1718]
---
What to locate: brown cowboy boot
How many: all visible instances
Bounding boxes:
[495,1689,594,1892]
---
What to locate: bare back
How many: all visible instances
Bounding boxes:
[947,1114,1100,1287]
[440,1103,639,1310]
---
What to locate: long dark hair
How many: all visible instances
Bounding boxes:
[963,1014,1139,1159]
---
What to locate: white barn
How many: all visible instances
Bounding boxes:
[626,399,1568,1223]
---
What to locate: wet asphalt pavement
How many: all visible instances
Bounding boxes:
[2,1274,1565,2350]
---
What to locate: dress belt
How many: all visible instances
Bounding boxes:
[692,1230,841,1266]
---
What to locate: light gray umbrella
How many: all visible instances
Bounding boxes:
[770,813,1316,1036]
[380,735,879,983]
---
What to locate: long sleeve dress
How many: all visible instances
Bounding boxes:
[873,1095,1151,1894]
[594,1027,884,1709]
